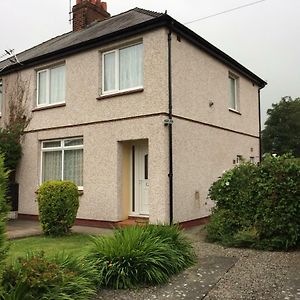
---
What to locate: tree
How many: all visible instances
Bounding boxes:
[0,73,31,180]
[262,96,300,157]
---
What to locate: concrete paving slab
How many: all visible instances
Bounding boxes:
[95,256,238,300]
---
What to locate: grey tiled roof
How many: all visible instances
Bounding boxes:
[0,8,163,71]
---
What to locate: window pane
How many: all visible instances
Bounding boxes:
[50,65,65,104]
[104,52,115,91]
[0,80,2,113]
[119,44,143,90]
[64,138,83,147]
[64,149,83,186]
[229,77,236,109]
[38,71,47,105]
[42,141,61,148]
[42,151,62,182]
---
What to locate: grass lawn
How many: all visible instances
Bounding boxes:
[7,234,93,263]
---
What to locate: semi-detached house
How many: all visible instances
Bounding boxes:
[0,0,266,227]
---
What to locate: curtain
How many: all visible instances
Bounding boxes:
[38,71,47,105]
[64,149,83,186]
[119,44,143,90]
[42,151,62,182]
[50,65,65,104]
[104,52,115,92]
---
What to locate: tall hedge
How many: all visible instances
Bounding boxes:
[37,181,79,236]
[0,155,9,295]
[207,154,300,250]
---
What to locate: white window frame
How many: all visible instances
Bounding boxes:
[36,64,66,107]
[0,79,2,116]
[40,137,84,190]
[101,43,143,95]
[228,73,239,111]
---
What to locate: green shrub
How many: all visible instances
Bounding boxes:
[0,155,9,297]
[2,252,98,300]
[37,181,79,236]
[87,224,196,289]
[206,209,241,243]
[0,129,22,173]
[206,154,300,250]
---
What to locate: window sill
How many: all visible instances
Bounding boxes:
[228,108,241,115]
[97,88,144,100]
[32,102,66,112]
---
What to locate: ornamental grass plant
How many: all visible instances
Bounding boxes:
[87,224,196,289]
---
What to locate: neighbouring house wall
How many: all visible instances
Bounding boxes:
[171,35,261,222]
[17,115,170,223]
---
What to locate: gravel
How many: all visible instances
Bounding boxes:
[94,226,300,300]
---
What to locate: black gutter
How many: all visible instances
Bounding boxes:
[167,27,174,225]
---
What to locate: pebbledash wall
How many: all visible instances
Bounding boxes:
[171,35,260,223]
[2,26,261,225]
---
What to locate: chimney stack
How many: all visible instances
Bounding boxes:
[72,0,110,32]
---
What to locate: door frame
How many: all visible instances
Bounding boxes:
[129,140,149,217]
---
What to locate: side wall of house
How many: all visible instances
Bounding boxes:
[171,34,260,223]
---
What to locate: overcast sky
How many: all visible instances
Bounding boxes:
[0,0,299,125]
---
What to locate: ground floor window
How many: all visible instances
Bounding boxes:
[41,137,83,188]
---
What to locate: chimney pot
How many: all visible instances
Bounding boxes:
[101,2,107,11]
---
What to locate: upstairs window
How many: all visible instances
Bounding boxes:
[41,138,83,188]
[102,43,143,94]
[0,80,2,115]
[37,64,66,106]
[228,73,239,111]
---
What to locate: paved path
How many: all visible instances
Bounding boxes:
[6,219,112,239]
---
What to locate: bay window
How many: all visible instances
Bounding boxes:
[37,64,66,106]
[41,138,83,188]
[102,43,143,94]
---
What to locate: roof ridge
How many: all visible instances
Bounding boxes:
[133,7,164,18]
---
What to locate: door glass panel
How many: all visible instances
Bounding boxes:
[144,154,148,180]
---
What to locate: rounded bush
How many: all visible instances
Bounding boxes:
[2,252,98,300]
[207,154,300,250]
[37,181,79,236]
[87,224,196,289]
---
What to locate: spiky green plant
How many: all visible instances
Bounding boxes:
[87,224,196,289]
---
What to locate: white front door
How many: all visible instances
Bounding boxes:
[132,141,149,216]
